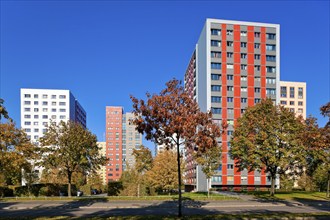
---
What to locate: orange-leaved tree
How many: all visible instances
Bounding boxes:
[130,79,221,217]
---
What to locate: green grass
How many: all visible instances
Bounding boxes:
[1,212,330,220]
[0,192,238,202]
[244,191,329,201]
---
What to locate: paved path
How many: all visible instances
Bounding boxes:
[0,199,329,218]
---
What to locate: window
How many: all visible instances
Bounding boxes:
[290,108,295,112]
[24,115,31,119]
[227,164,234,169]
[254,32,260,37]
[266,44,276,51]
[60,109,66,112]
[211,40,221,47]
[211,85,221,91]
[43,122,48,126]
[241,53,247,59]
[34,101,38,105]
[24,101,31,105]
[226,30,233,35]
[42,94,48,98]
[266,66,276,73]
[43,108,47,112]
[227,75,233,80]
[255,177,261,182]
[227,41,233,47]
[24,121,31,125]
[298,87,303,99]
[34,115,39,119]
[51,95,56,99]
[34,94,38,98]
[59,95,66,99]
[281,86,287,97]
[254,43,260,49]
[254,65,260,71]
[266,78,276,84]
[290,101,295,105]
[25,128,31,132]
[227,97,233,102]
[254,88,261,93]
[211,176,222,182]
[298,101,303,106]
[43,129,48,133]
[227,130,234,135]
[211,62,221,69]
[51,115,56,119]
[211,108,222,114]
[266,55,276,62]
[266,88,276,95]
[255,98,261,103]
[241,98,247,103]
[211,74,221,80]
[24,108,31,112]
[42,101,48,105]
[280,101,287,105]
[240,31,247,37]
[227,52,233,58]
[227,176,234,181]
[34,128,39,132]
[211,51,221,58]
[241,42,247,47]
[254,54,260,60]
[227,64,233,69]
[266,33,276,40]
[34,122,39,125]
[42,115,48,119]
[241,64,247,70]
[241,87,247,92]
[241,76,247,81]
[24,94,31,98]
[255,76,261,81]
[228,108,234,114]
[59,102,66,106]
[298,108,303,113]
[52,108,56,112]
[241,108,246,114]
[211,29,221,35]
[227,86,234,91]
[290,87,295,98]
[241,176,247,181]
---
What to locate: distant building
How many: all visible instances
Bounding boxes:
[105,107,142,182]
[96,142,107,185]
[184,18,280,192]
[20,88,86,183]
[280,81,306,119]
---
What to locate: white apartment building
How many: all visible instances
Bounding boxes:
[280,81,306,119]
[20,88,86,144]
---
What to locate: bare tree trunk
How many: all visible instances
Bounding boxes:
[176,143,182,217]
[137,183,140,198]
[327,173,330,198]
[270,175,275,196]
[207,178,210,198]
[68,171,72,198]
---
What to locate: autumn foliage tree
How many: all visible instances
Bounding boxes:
[230,98,305,196]
[39,121,107,197]
[130,79,221,217]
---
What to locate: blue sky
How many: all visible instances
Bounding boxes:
[1,1,329,152]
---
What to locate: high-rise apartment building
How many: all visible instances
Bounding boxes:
[280,81,306,119]
[20,88,86,144]
[96,142,107,185]
[184,19,280,191]
[105,107,142,182]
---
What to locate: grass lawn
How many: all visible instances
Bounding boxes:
[244,191,329,201]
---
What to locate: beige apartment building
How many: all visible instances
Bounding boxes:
[280,81,306,118]
[96,142,107,185]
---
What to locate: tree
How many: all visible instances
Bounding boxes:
[146,150,183,194]
[194,145,221,197]
[320,102,330,197]
[0,98,11,121]
[39,121,107,197]
[132,145,153,197]
[229,98,305,196]
[0,122,37,186]
[131,79,221,217]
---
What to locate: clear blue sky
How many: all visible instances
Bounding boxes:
[1,1,329,152]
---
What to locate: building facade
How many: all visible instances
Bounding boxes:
[184,19,280,191]
[96,142,107,185]
[105,107,142,182]
[280,81,306,119]
[20,88,86,144]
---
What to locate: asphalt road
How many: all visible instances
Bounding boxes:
[0,199,329,218]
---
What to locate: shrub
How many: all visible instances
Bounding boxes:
[0,187,14,197]
[80,184,91,196]
[107,181,123,196]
